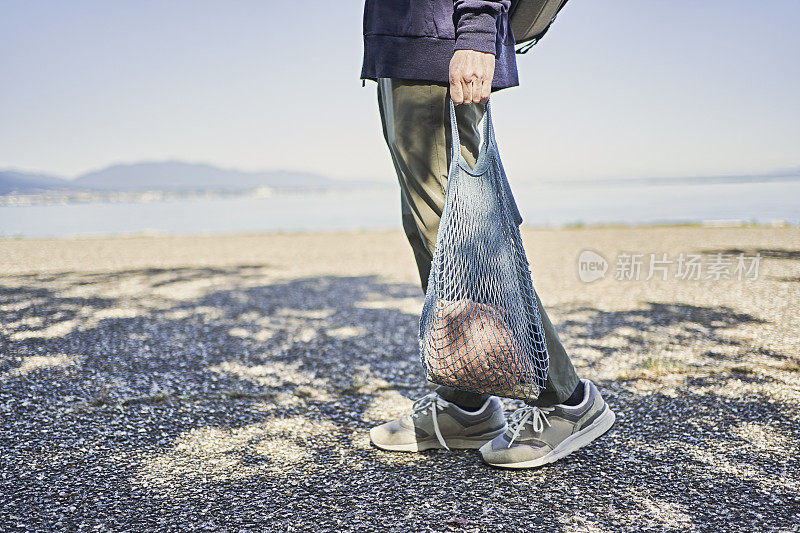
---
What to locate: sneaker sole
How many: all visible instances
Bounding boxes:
[482,406,616,469]
[370,427,507,452]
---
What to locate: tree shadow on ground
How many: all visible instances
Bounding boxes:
[0,266,798,531]
[698,247,800,262]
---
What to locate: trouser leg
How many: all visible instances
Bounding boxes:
[376,78,580,407]
[377,77,483,292]
[528,287,581,407]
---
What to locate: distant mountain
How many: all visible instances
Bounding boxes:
[0,161,368,197]
[0,170,73,195]
[73,161,338,191]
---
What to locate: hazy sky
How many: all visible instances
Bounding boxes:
[1,0,798,182]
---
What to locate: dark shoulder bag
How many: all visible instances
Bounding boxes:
[509,0,571,54]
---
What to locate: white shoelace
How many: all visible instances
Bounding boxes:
[506,405,554,448]
[411,393,451,450]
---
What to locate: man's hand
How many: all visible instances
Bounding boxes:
[449,49,495,105]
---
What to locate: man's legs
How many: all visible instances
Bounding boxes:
[376,78,581,408]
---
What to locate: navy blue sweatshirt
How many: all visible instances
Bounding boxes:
[361,0,519,90]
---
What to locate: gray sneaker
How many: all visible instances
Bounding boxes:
[369,392,507,452]
[479,379,615,468]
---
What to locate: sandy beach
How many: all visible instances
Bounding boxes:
[1,226,798,531]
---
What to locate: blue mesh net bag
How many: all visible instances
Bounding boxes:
[419,99,549,401]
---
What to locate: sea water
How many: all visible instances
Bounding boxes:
[0,180,797,238]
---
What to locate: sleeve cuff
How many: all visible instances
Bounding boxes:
[454,31,497,55]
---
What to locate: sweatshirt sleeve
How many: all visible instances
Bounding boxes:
[453,0,510,55]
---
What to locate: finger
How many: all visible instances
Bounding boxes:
[468,80,478,104]
[480,77,492,103]
[461,80,472,106]
[482,54,496,102]
[450,78,463,104]
[472,79,483,103]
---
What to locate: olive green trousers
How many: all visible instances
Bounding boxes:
[376,78,580,407]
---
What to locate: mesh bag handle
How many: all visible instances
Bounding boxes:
[418,99,550,401]
[449,100,523,227]
[448,98,495,164]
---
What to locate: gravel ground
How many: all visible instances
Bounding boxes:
[1,226,798,532]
